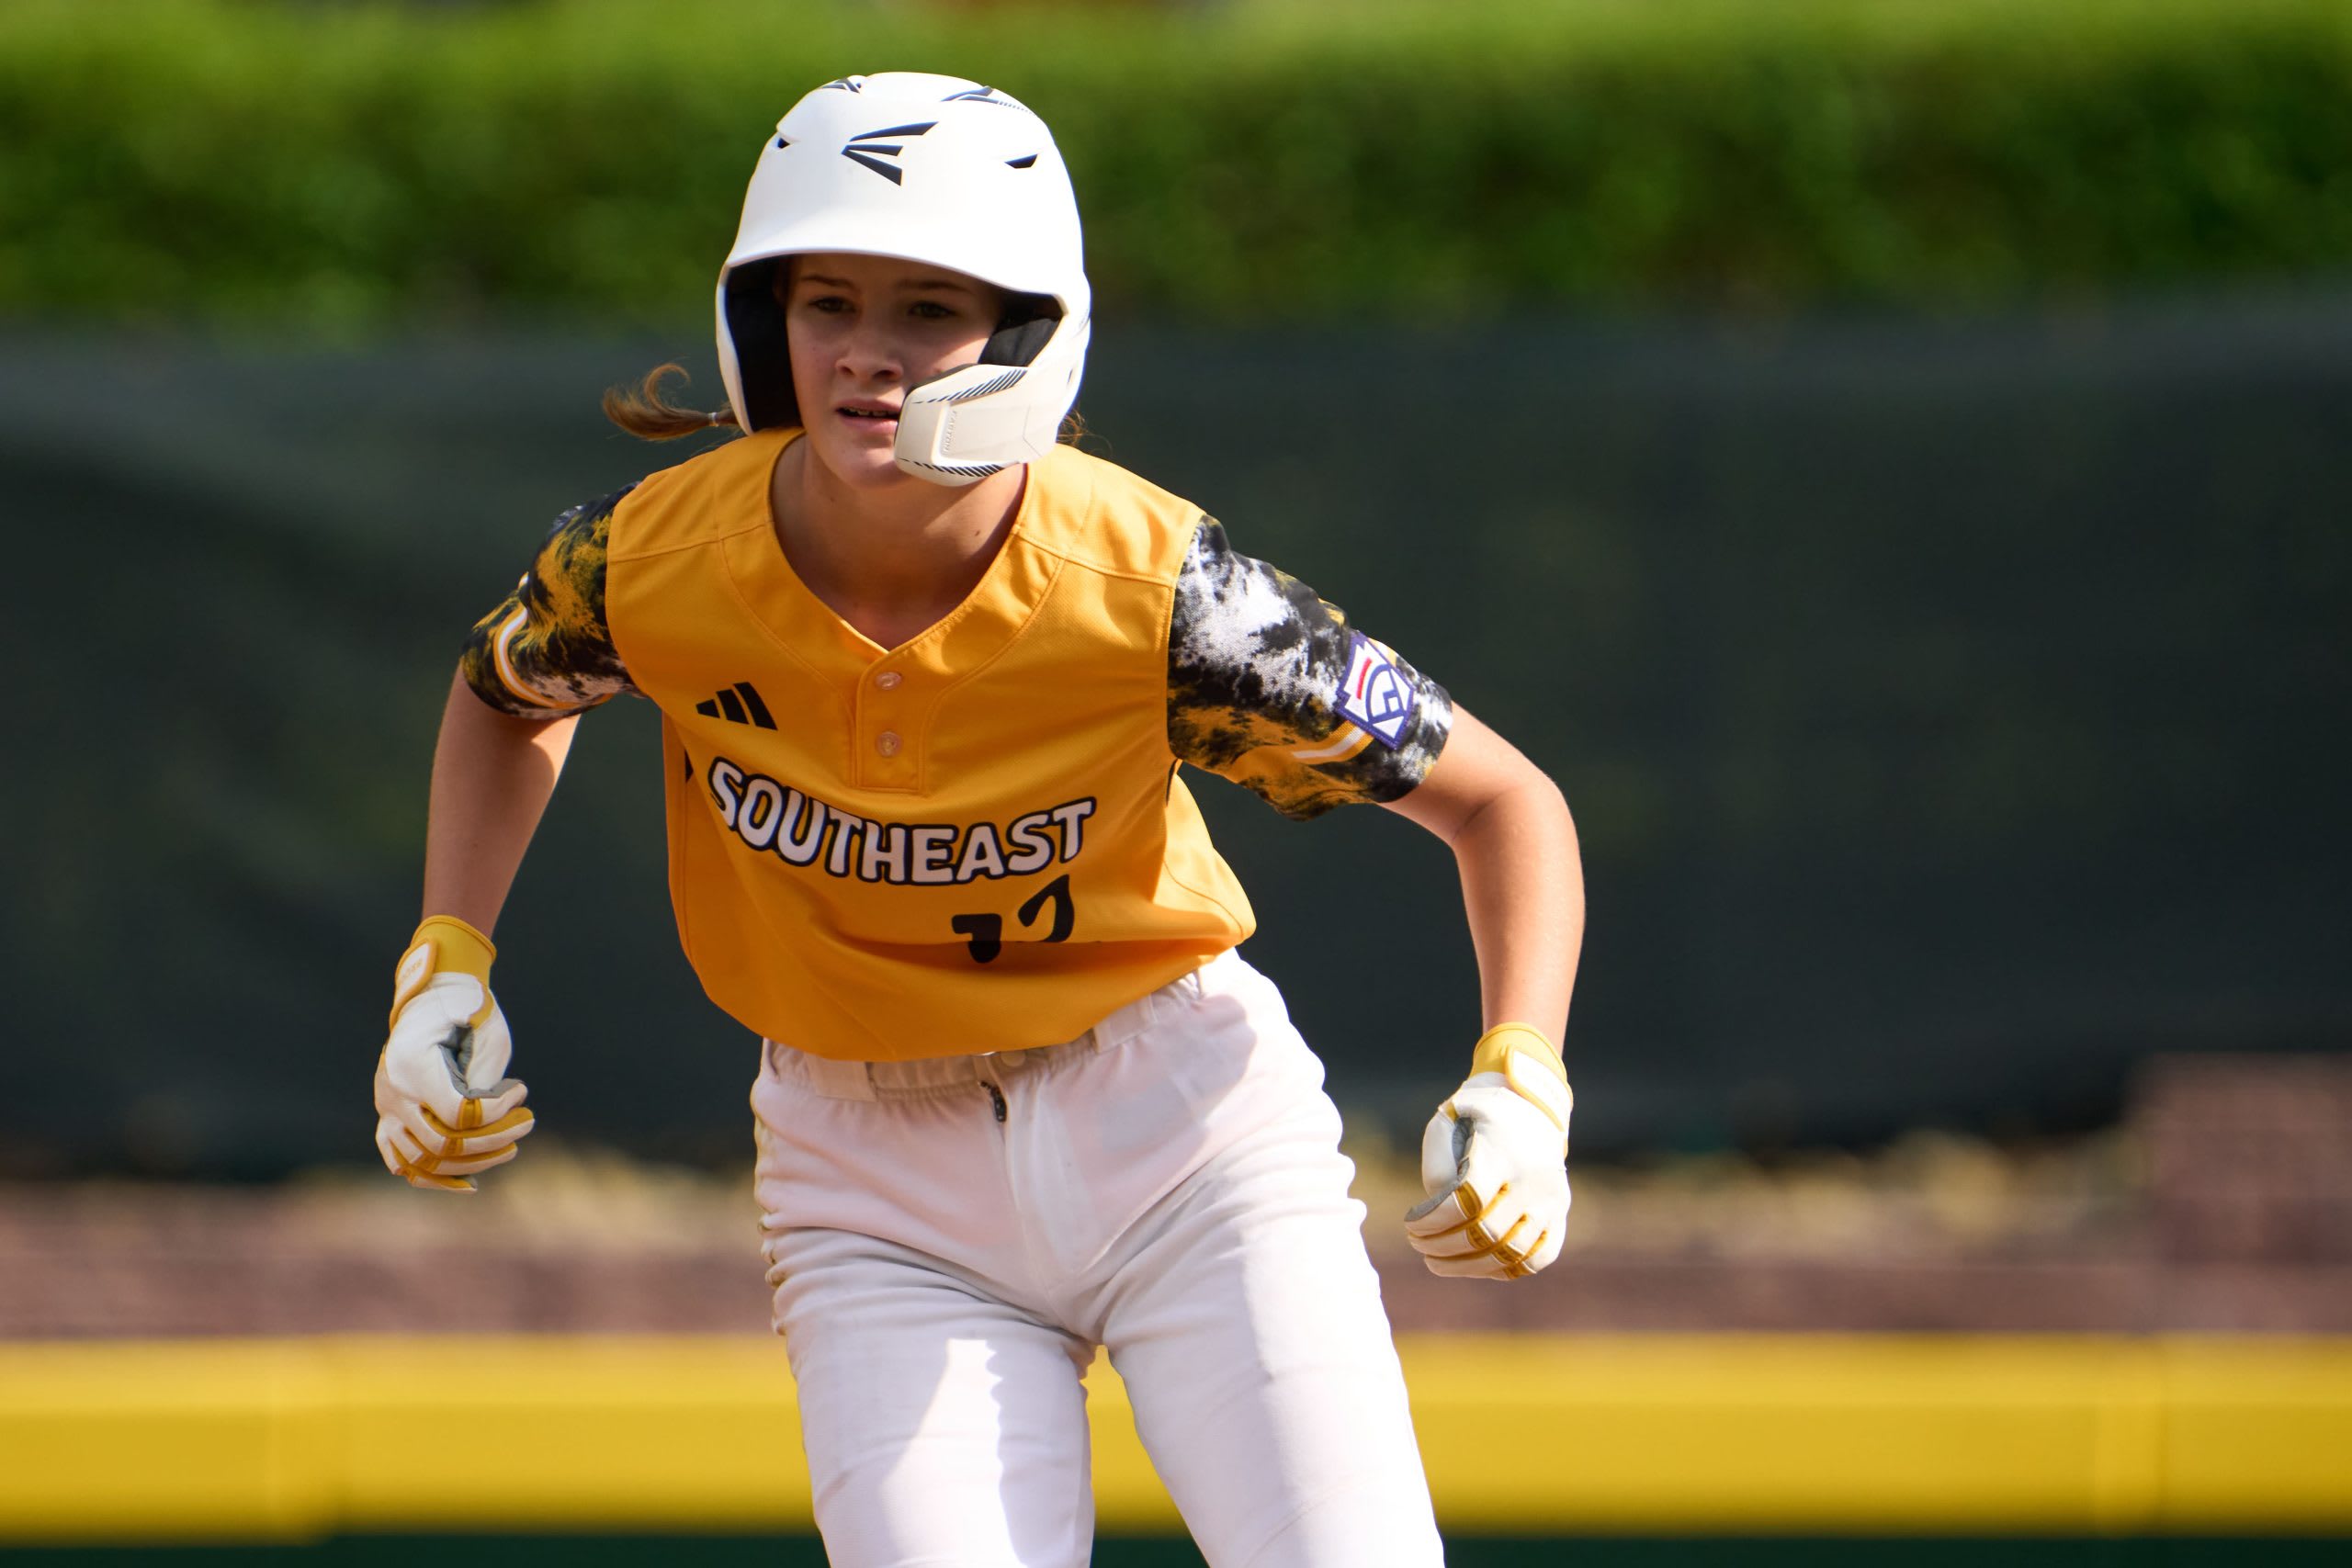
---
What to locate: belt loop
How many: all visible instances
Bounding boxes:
[780,1048,879,1101]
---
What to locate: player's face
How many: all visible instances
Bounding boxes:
[781,253,1008,491]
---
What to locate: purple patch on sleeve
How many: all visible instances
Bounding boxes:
[1335,632,1416,749]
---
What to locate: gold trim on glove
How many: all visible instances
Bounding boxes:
[1470,1022,1572,1132]
[389,915,498,1025]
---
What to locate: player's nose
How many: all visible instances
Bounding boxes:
[833,320,902,383]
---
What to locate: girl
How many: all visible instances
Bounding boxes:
[373,72,1581,1568]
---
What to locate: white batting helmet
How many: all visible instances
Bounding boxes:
[716,72,1091,486]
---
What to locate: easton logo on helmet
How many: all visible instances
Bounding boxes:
[842,121,937,185]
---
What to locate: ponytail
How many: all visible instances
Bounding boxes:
[603,363,739,442]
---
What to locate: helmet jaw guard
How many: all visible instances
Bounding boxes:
[713,73,1091,487]
[895,307,1089,487]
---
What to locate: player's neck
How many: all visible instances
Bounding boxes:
[770,436,1027,650]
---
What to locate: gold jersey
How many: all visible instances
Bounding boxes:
[462,427,1452,1060]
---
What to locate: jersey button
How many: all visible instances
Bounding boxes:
[875,671,903,690]
[876,730,902,758]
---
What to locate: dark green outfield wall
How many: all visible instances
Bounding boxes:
[2,296,2346,1176]
[4,0,2350,328]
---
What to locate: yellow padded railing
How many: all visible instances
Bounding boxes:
[0,1335,2346,1541]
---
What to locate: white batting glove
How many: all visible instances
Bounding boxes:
[1403,1023,1572,1280]
[373,916,534,1192]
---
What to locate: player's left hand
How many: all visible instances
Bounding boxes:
[1403,1023,1571,1280]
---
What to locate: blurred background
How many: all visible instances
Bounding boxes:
[2,0,2347,1561]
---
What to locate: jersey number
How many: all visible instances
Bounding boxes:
[951,874,1075,964]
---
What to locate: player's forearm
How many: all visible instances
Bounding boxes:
[1447,774,1583,1050]
[421,669,579,934]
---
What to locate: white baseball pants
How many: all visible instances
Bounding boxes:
[751,948,1445,1568]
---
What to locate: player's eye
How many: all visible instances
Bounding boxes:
[799,293,853,315]
[908,299,958,321]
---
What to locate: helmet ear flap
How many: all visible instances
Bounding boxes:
[723,259,798,431]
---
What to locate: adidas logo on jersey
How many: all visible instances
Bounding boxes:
[695,682,776,729]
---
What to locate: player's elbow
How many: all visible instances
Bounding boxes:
[1385,707,1566,846]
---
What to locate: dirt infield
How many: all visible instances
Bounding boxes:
[3,1056,2344,1337]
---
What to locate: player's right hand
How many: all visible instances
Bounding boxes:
[373,916,534,1192]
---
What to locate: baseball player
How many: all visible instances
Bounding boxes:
[373,73,1583,1568]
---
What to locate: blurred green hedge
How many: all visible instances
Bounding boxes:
[4,0,2350,330]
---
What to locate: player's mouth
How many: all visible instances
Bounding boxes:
[837,400,899,429]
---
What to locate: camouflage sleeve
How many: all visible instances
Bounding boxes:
[458,486,639,718]
[1166,516,1453,821]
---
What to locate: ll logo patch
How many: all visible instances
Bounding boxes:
[1335,633,1416,749]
